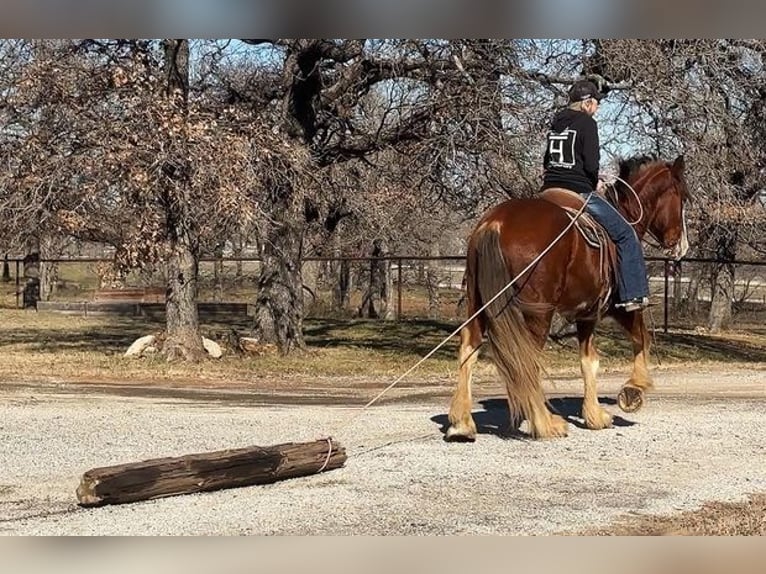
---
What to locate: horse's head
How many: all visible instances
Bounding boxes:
[616,155,690,260]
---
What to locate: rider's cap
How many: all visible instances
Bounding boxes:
[568,80,605,103]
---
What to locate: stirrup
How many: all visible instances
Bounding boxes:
[615,297,649,312]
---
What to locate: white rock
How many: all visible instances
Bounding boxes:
[202,337,223,359]
[124,335,156,357]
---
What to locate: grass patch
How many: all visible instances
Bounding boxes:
[0,309,479,384]
[0,307,765,387]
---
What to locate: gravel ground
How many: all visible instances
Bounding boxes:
[1,368,765,535]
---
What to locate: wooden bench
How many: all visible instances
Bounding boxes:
[93,287,166,304]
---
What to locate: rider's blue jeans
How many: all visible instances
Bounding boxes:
[583,192,649,303]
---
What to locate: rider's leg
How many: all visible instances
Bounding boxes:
[583,193,649,304]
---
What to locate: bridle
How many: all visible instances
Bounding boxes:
[605,165,686,255]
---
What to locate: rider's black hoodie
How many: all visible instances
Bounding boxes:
[541,108,600,196]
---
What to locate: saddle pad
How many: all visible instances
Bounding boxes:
[537,188,602,249]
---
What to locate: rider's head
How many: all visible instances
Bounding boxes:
[568,80,604,117]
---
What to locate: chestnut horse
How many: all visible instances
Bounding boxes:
[447,155,690,440]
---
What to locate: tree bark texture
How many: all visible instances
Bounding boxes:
[2,254,11,282]
[160,39,205,361]
[164,238,205,361]
[333,258,351,312]
[359,239,393,320]
[252,195,306,353]
[425,245,441,319]
[329,237,351,312]
[671,261,683,316]
[22,236,40,308]
[708,230,736,332]
[39,260,58,301]
[76,438,346,507]
[213,242,224,302]
[233,237,244,284]
[686,274,701,318]
[302,259,320,310]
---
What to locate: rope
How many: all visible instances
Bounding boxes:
[317,436,333,473]
[607,168,678,252]
[605,175,643,225]
[604,175,669,254]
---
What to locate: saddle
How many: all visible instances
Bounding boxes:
[537,188,618,315]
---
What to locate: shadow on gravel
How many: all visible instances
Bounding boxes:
[431,396,637,440]
[430,398,525,440]
[548,396,637,429]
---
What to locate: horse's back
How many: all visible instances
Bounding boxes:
[468,196,605,310]
[473,197,574,247]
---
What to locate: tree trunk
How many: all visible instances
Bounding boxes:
[163,236,205,361]
[425,245,441,319]
[233,235,244,284]
[333,257,351,312]
[330,236,351,313]
[685,270,701,318]
[708,231,736,332]
[212,242,224,302]
[302,259,320,311]
[35,235,58,301]
[671,261,683,317]
[2,254,10,282]
[359,239,393,320]
[159,39,205,362]
[22,236,40,309]
[39,260,58,301]
[252,200,306,354]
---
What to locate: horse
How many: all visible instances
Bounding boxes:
[446,155,690,440]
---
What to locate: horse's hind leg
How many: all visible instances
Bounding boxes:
[612,309,654,412]
[446,317,483,441]
[522,311,568,438]
[576,319,613,430]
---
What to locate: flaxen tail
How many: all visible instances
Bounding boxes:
[471,225,551,436]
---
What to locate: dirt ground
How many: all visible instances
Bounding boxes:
[1,365,764,535]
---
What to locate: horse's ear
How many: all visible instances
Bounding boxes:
[671,155,685,176]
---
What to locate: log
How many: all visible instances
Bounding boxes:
[76,438,346,507]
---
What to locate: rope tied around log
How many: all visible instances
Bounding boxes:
[317,436,333,473]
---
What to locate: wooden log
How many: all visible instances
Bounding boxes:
[76,438,346,507]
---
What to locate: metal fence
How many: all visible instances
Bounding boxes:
[3,255,766,332]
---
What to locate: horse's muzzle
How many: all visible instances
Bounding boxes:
[668,232,689,261]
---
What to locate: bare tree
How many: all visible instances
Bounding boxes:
[0,39,261,359]
[3,38,763,347]
[229,39,554,347]
[589,39,766,331]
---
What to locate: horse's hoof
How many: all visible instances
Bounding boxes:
[584,408,613,430]
[530,414,569,439]
[618,386,644,413]
[445,425,476,442]
[550,414,570,438]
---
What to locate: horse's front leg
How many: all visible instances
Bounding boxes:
[446,317,483,441]
[612,309,654,412]
[576,319,613,429]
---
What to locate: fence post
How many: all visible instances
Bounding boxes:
[397,258,403,321]
[663,259,669,334]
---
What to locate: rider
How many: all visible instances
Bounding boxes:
[541,79,650,312]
